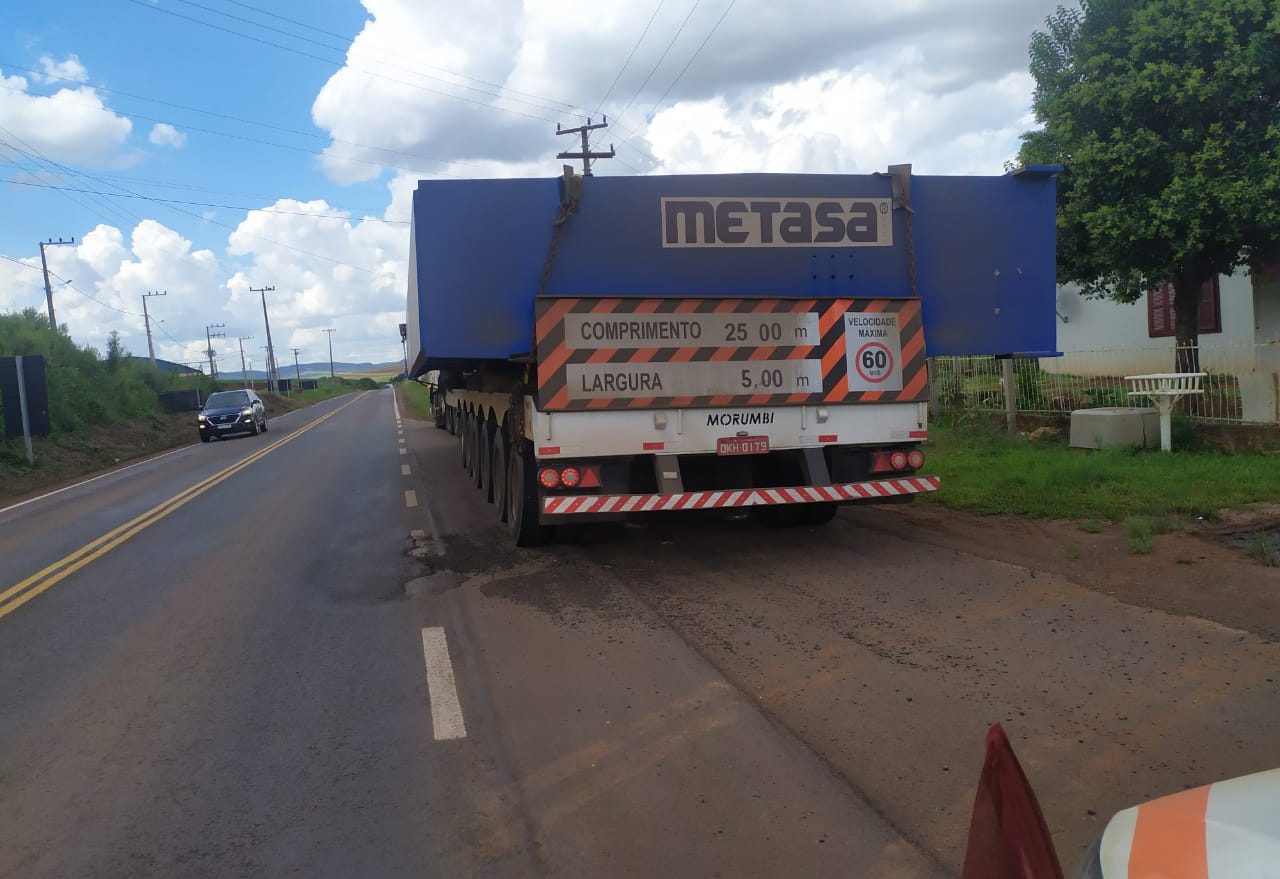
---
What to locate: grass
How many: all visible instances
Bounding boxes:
[922,420,1280,521]
[1077,519,1103,534]
[1125,517,1155,554]
[1246,534,1280,567]
[399,380,434,421]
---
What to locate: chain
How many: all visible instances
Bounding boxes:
[904,202,918,299]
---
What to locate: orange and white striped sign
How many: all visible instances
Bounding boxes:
[1088,768,1280,878]
[534,296,928,412]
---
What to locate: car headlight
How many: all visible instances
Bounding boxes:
[197,414,206,422]
[242,408,254,417]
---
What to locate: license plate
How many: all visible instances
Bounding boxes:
[717,436,769,456]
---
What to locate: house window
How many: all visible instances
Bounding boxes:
[1146,278,1222,338]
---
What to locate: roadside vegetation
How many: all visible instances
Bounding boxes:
[0,309,370,502]
[399,379,434,421]
[922,419,1280,522]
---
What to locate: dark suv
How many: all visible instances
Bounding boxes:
[198,389,267,442]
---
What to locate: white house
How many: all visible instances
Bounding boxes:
[1046,268,1280,423]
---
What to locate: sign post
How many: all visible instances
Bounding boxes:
[16,355,33,464]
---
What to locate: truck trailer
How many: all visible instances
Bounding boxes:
[406,165,1059,545]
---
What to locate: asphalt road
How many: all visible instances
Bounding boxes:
[1,386,1276,878]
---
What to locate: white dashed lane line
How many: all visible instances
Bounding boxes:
[421,627,467,741]
[405,489,418,508]
[401,464,411,476]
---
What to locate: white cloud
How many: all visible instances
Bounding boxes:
[224,199,408,364]
[307,0,1060,182]
[36,54,89,85]
[0,65,132,165]
[148,122,187,148]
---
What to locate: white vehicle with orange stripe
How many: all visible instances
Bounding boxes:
[407,165,1062,545]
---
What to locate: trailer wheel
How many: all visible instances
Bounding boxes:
[492,436,509,523]
[433,397,446,429]
[476,422,490,495]
[459,412,470,468]
[799,502,838,526]
[507,442,547,547]
[465,416,478,477]
[752,504,805,528]
[447,407,456,436]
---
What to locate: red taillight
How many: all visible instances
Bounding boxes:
[889,451,909,471]
[907,449,925,470]
[560,466,581,488]
[538,467,561,489]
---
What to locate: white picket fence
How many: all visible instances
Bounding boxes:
[929,342,1280,425]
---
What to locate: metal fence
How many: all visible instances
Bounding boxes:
[929,341,1280,425]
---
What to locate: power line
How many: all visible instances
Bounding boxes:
[595,0,667,114]
[0,129,145,228]
[614,0,702,124]
[168,0,575,117]
[646,0,736,120]
[204,0,582,114]
[119,0,559,123]
[0,62,479,170]
[0,83,462,178]
[1,139,387,277]
[3,180,410,224]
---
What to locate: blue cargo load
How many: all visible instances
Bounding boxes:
[406,169,1059,375]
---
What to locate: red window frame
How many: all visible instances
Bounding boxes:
[1147,277,1221,338]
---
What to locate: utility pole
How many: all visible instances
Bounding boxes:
[141,291,166,368]
[322,328,336,379]
[291,347,302,389]
[238,335,253,388]
[38,237,75,331]
[205,323,226,378]
[556,117,615,176]
[250,286,277,392]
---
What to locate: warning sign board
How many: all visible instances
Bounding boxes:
[535,297,926,411]
[844,312,903,392]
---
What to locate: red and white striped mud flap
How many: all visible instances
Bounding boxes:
[542,475,940,515]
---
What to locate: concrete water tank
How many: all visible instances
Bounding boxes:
[1069,407,1161,450]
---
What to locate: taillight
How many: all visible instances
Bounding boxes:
[889,451,908,471]
[907,449,925,470]
[538,467,561,489]
[560,466,581,488]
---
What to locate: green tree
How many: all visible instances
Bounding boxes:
[105,330,125,372]
[1020,0,1280,371]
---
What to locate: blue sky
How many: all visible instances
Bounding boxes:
[4,0,382,259]
[1,0,1053,366]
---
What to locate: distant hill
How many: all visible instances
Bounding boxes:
[213,361,402,381]
[123,356,202,375]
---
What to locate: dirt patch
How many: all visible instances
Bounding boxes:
[0,413,197,505]
[847,503,1280,641]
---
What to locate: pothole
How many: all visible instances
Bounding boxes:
[405,571,464,597]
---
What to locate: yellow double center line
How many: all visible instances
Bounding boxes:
[0,394,363,621]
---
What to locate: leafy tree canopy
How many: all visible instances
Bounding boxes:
[1020,0,1280,337]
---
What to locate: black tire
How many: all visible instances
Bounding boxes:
[475,422,490,494]
[799,502,838,526]
[249,418,260,436]
[434,404,446,430]
[260,418,268,433]
[507,442,547,547]
[460,412,471,469]
[200,433,211,443]
[492,435,509,523]
[752,504,805,528]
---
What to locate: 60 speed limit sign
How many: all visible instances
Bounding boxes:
[844,312,903,392]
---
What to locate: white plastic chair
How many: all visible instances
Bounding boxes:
[1124,373,1206,451]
